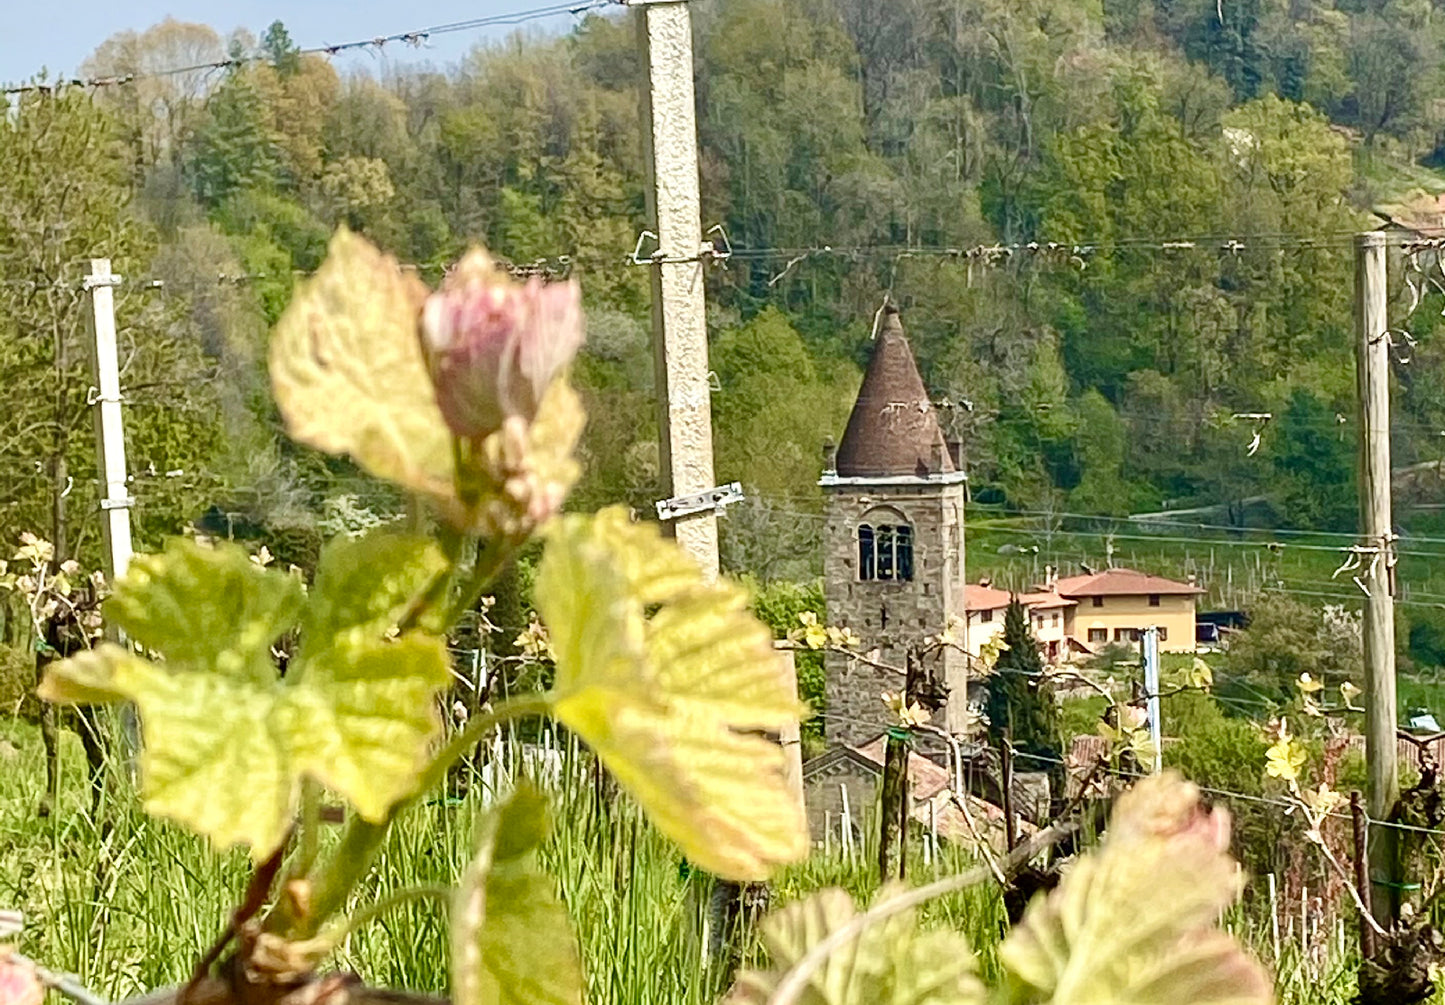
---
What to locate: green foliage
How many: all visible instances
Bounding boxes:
[41,536,452,856]
[746,576,826,740]
[1271,388,1355,531]
[186,71,282,206]
[726,887,985,1004]
[38,0,1445,562]
[986,600,1059,768]
[0,87,224,561]
[1220,594,1362,704]
[1160,690,1277,873]
[453,784,583,1005]
[537,508,807,881]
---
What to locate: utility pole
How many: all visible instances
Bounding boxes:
[631,0,721,579]
[1355,230,1400,924]
[85,259,134,586]
[1141,626,1163,774]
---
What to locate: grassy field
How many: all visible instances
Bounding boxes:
[0,715,1008,1005]
[966,509,1445,612]
[0,712,1415,1005]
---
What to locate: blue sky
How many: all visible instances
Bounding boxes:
[1,0,583,86]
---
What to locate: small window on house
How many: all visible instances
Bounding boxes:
[1114,628,1141,643]
[1158,626,1168,641]
[1051,612,1059,627]
[1092,596,1104,608]
[1088,628,1107,644]
[857,521,914,583]
[980,608,993,623]
[1149,594,1160,607]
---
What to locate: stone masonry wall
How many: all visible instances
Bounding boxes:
[822,481,968,743]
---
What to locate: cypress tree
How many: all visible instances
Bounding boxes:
[986,598,1060,778]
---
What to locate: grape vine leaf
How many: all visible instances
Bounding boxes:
[39,536,450,859]
[998,772,1271,1005]
[453,783,583,1005]
[534,507,808,882]
[726,886,985,1005]
[300,531,448,652]
[269,227,456,503]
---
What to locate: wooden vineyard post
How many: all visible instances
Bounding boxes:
[879,647,922,882]
[1352,790,1376,961]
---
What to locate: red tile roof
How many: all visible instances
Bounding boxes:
[963,583,1013,612]
[1046,567,1202,597]
[1017,590,1077,610]
[965,584,1078,611]
[834,306,955,479]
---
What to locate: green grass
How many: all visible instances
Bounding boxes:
[0,711,1411,1005]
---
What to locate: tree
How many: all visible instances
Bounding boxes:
[1271,388,1355,531]
[261,20,301,76]
[0,88,224,559]
[986,598,1060,777]
[185,70,281,205]
[1221,595,1361,705]
[82,18,225,169]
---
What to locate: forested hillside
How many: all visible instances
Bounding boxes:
[4,0,1445,581]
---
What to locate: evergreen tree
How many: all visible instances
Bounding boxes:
[985,599,1060,773]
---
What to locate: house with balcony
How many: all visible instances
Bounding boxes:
[1043,567,1203,654]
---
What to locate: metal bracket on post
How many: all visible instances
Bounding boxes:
[628,226,734,267]
[655,482,743,522]
[81,273,123,291]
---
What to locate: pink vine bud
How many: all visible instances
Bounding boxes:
[420,252,584,440]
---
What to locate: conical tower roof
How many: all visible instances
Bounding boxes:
[833,305,955,479]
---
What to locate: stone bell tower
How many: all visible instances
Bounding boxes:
[820,305,968,743]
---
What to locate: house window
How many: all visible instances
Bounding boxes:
[1088,628,1107,644]
[980,608,992,623]
[1091,596,1104,608]
[857,522,913,582]
[1158,626,1168,641]
[1051,613,1059,627]
[1149,594,1160,607]
[1114,628,1141,643]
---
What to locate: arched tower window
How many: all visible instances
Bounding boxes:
[858,525,875,580]
[857,518,913,582]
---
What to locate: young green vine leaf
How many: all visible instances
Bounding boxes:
[452,783,583,1005]
[39,535,452,859]
[268,227,456,505]
[725,886,985,1005]
[998,772,1271,1005]
[535,507,809,881]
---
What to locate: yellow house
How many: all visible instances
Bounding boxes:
[1040,568,1202,654]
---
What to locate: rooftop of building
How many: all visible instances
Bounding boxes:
[1042,567,1204,597]
[831,304,958,481]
